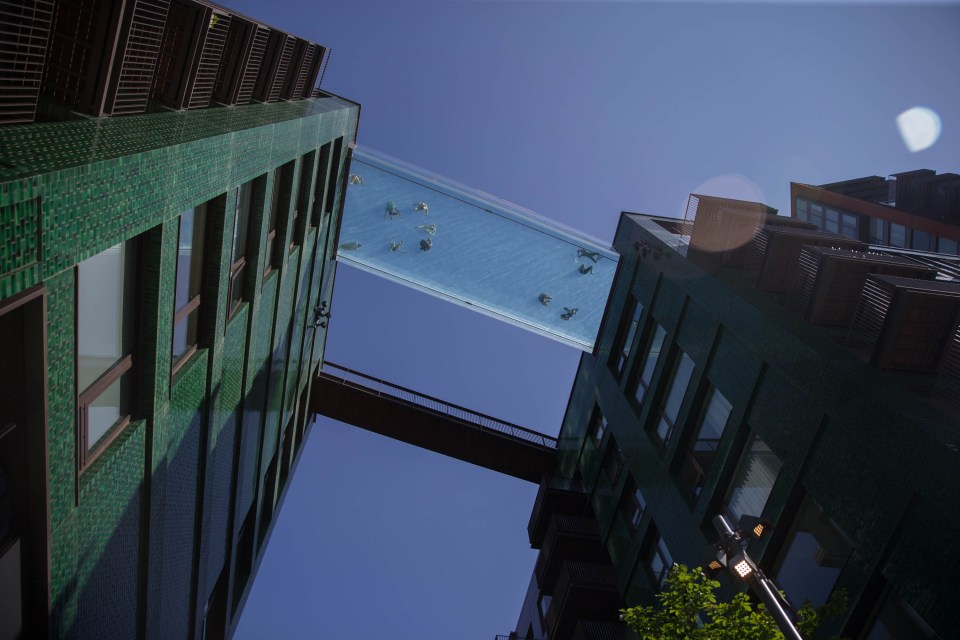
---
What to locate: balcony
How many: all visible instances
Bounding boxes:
[527,477,588,548]
[534,515,602,593]
[571,620,633,640]
[745,227,867,293]
[544,562,621,640]
[846,274,960,372]
[788,246,937,326]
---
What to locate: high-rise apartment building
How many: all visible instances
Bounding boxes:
[793,170,960,253]
[0,2,357,638]
[506,197,960,640]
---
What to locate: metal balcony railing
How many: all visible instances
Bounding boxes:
[320,361,558,449]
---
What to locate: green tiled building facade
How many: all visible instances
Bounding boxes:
[0,93,359,638]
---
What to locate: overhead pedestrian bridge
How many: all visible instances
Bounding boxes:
[311,362,558,483]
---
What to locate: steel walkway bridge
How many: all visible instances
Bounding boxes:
[311,362,558,483]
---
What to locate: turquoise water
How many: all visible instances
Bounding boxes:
[338,148,618,350]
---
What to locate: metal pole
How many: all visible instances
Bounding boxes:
[752,574,805,640]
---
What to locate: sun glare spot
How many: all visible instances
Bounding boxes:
[896,106,941,153]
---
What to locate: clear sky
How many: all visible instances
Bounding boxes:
[229,1,960,638]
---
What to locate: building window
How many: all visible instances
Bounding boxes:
[265,163,293,275]
[76,241,139,467]
[808,203,823,228]
[619,475,646,530]
[938,237,959,255]
[643,527,673,589]
[840,213,859,239]
[228,179,256,318]
[677,384,732,500]
[610,296,643,379]
[773,493,852,609]
[653,352,695,447]
[911,230,934,251]
[588,407,607,447]
[865,584,939,640]
[870,217,888,244]
[824,208,840,234]
[172,205,206,373]
[633,324,667,406]
[602,436,624,485]
[889,223,907,248]
[725,431,782,522]
[293,151,315,246]
[795,198,808,221]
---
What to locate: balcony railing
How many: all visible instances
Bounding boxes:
[320,362,558,449]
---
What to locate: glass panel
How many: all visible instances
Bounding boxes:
[591,411,608,445]
[172,308,200,363]
[693,386,733,450]
[233,181,254,263]
[825,208,839,233]
[808,204,823,227]
[795,198,808,218]
[866,586,938,640]
[774,494,851,608]
[635,325,667,404]
[938,237,959,255]
[631,487,646,528]
[87,367,135,452]
[840,213,858,240]
[726,432,782,521]
[912,230,933,251]
[230,265,246,314]
[870,217,887,244]
[175,206,206,312]
[339,147,618,350]
[656,352,695,444]
[77,243,136,393]
[890,223,907,248]
[613,297,643,376]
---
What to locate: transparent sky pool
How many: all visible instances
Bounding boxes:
[337,147,618,350]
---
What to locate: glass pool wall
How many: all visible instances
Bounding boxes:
[337,147,618,350]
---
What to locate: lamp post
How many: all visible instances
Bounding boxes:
[704,514,804,640]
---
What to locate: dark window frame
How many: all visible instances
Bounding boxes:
[610,296,643,380]
[652,350,695,448]
[75,239,141,472]
[171,204,208,377]
[619,475,646,531]
[602,436,624,485]
[632,322,668,408]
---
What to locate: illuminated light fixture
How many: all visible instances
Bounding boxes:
[729,553,755,580]
[701,544,727,577]
[738,515,774,541]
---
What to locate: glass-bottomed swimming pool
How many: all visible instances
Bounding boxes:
[338,147,618,350]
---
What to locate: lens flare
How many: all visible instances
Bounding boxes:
[896,107,942,153]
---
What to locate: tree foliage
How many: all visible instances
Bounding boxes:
[619,564,847,640]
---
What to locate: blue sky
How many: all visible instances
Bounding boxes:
[229,1,960,638]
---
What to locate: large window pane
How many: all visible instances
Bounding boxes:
[233,181,253,262]
[87,367,135,451]
[774,494,851,608]
[678,385,733,499]
[890,223,907,248]
[634,325,667,405]
[77,243,136,392]
[938,237,959,255]
[726,432,782,522]
[611,297,642,378]
[655,352,695,445]
[870,217,887,244]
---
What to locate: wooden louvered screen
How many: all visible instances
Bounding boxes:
[0,0,54,125]
[846,275,895,362]
[186,9,228,108]
[108,0,169,115]
[43,0,112,112]
[236,23,267,104]
[253,29,293,103]
[281,39,312,100]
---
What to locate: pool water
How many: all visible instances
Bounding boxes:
[338,147,618,350]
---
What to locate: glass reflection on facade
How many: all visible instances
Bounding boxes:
[339,148,618,350]
[725,431,781,522]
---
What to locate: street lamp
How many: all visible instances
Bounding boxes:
[703,514,804,640]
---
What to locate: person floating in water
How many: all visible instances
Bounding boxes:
[417,224,437,235]
[349,174,363,184]
[577,248,600,263]
[579,264,593,275]
[420,238,433,252]
[560,307,578,321]
[384,201,402,220]
[339,241,361,251]
[538,293,552,306]
[414,202,429,214]
[389,240,405,252]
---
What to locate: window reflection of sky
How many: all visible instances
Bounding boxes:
[339,149,618,350]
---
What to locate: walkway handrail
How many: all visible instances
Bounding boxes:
[320,362,558,449]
